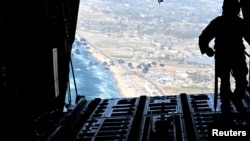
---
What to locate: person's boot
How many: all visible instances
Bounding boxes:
[219,91,232,120]
[220,102,232,120]
[230,94,248,118]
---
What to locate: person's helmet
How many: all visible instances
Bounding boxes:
[222,0,240,16]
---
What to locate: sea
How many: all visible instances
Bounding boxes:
[66,40,122,105]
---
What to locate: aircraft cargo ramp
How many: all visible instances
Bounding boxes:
[47,93,250,141]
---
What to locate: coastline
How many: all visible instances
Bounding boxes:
[75,32,181,98]
[76,31,215,98]
[88,45,144,98]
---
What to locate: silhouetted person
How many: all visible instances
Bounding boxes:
[199,0,250,118]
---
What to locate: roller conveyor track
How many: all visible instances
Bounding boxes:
[49,94,250,141]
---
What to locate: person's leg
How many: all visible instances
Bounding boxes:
[215,57,233,118]
[219,71,232,115]
[232,60,248,115]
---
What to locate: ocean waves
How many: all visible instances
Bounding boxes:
[67,42,121,103]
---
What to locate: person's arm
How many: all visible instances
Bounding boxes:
[198,19,217,57]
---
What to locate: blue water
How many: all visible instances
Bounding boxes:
[66,41,121,104]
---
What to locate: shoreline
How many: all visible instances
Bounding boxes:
[76,32,181,98]
[86,43,143,98]
[76,32,215,98]
[88,45,169,98]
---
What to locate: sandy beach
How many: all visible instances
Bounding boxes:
[76,31,215,98]
[79,30,180,97]
[87,44,148,98]
[75,32,152,98]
